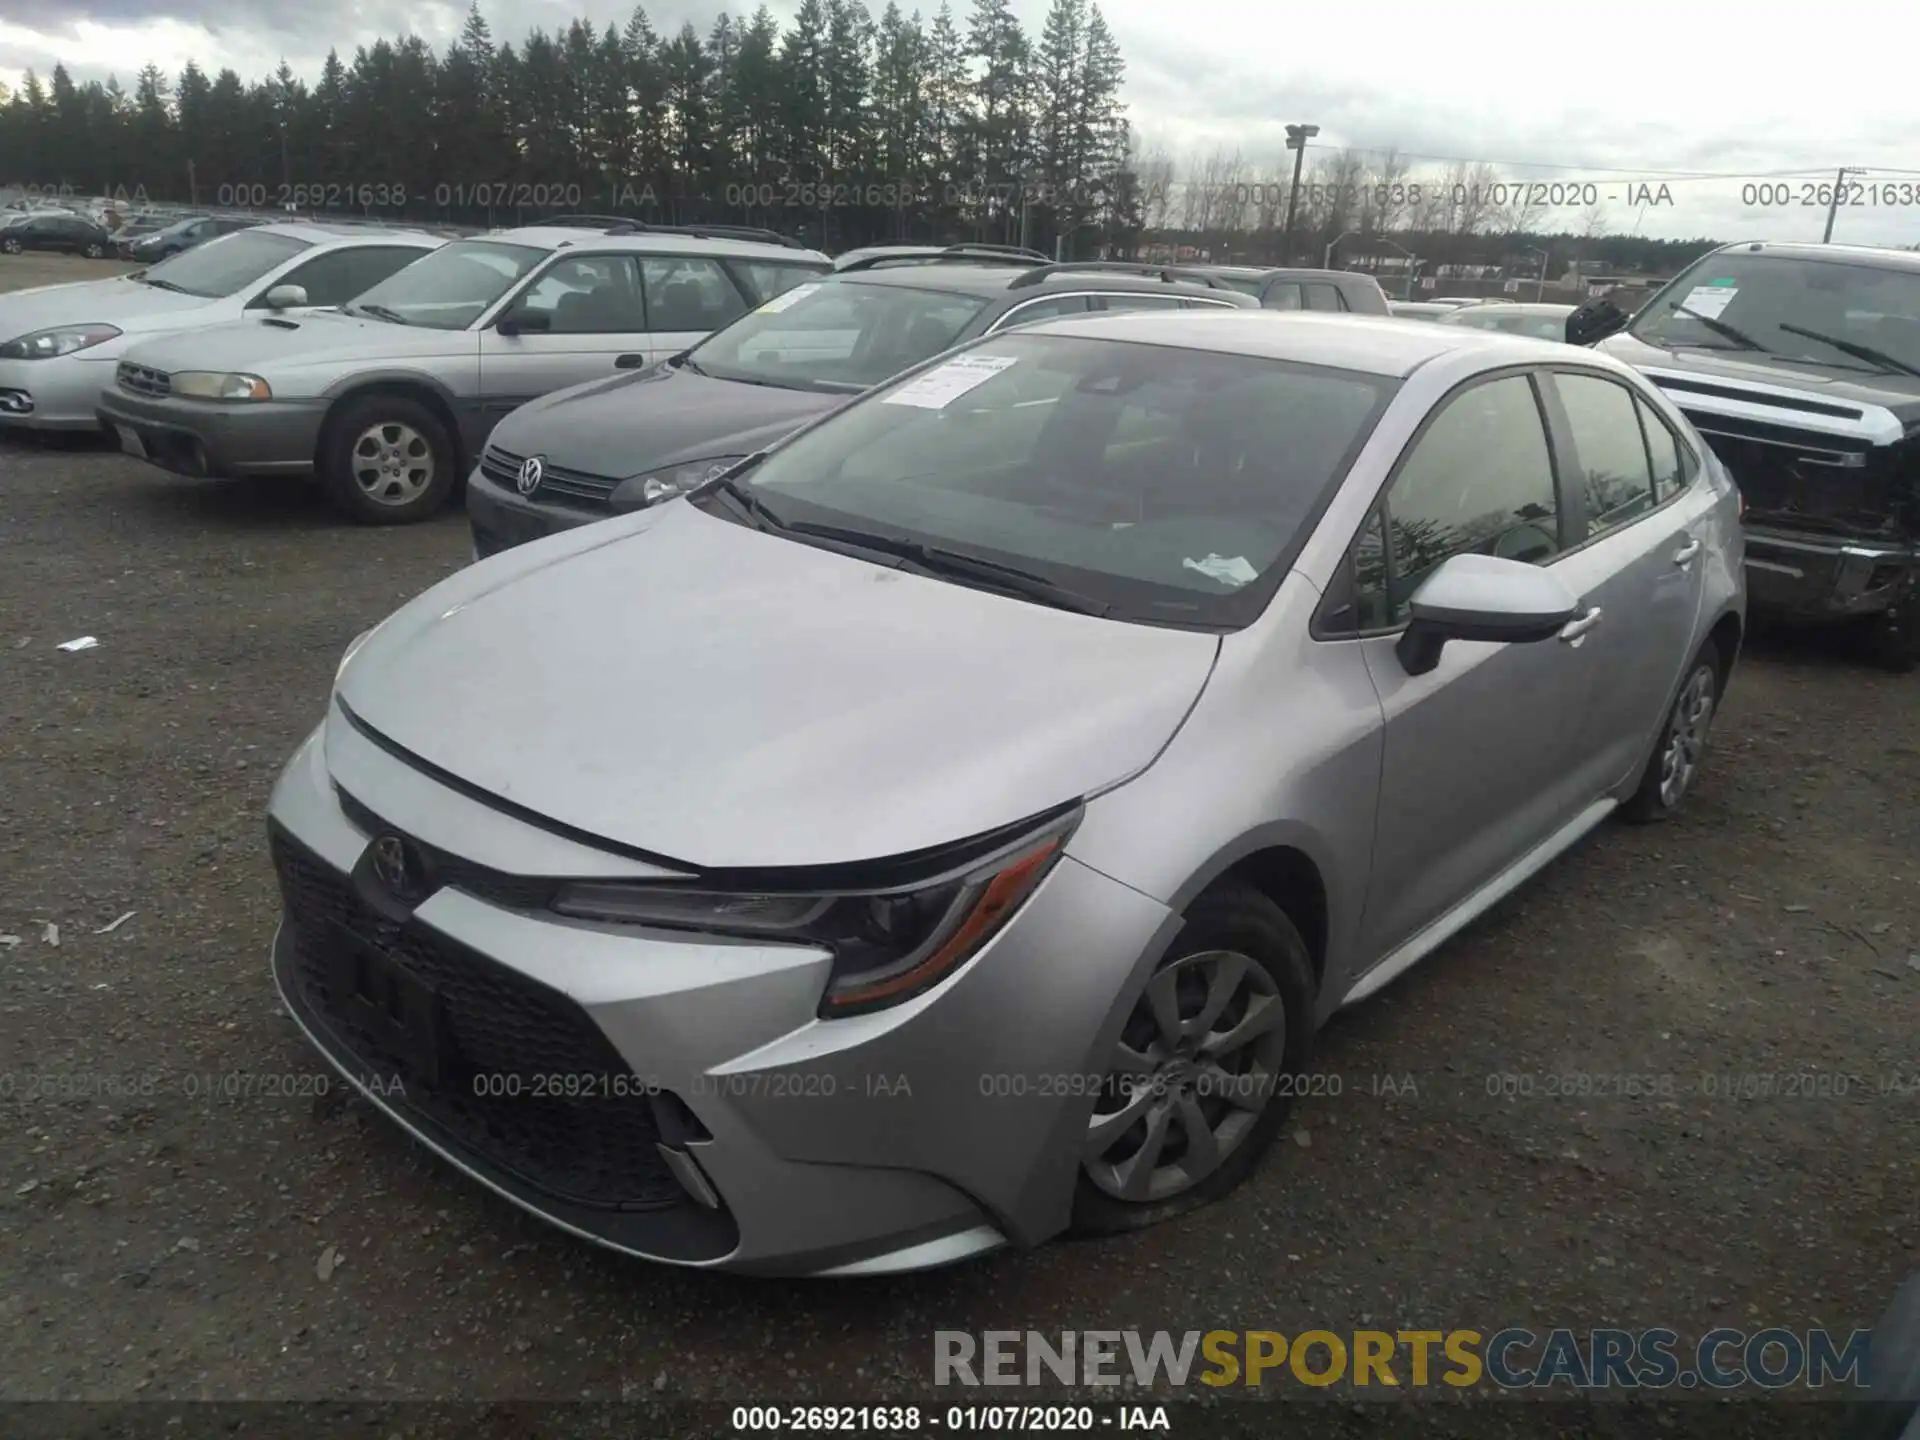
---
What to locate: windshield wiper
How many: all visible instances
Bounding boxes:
[139,276,189,293]
[781,520,1111,616]
[1668,303,1770,353]
[348,302,409,326]
[703,473,787,532]
[1776,322,1920,380]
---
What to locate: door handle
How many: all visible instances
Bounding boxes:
[1559,606,1603,642]
[1672,537,1702,565]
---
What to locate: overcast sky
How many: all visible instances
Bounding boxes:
[4,0,1918,246]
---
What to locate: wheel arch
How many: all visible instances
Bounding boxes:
[316,374,468,476]
[1164,832,1334,992]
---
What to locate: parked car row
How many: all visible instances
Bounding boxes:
[2,224,1913,671]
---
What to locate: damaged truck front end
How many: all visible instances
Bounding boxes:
[1571,242,1920,670]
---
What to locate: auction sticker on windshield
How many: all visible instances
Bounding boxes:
[757,283,822,314]
[882,354,1019,410]
[1680,284,1738,320]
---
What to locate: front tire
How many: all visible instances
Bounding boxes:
[1071,882,1317,1235]
[317,395,457,526]
[1,236,19,255]
[1866,595,1918,673]
[1622,639,1721,823]
[83,242,104,258]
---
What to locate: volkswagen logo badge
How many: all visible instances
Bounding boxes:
[368,834,414,896]
[516,455,544,496]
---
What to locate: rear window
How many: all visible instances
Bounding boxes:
[140,229,312,298]
[689,279,989,392]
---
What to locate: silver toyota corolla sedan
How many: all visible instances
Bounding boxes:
[268,311,1744,1277]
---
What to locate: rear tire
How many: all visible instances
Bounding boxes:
[1622,638,1721,823]
[1,236,19,255]
[1070,882,1317,1236]
[83,242,104,259]
[317,394,457,526]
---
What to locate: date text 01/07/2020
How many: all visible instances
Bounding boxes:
[728,1405,1173,1432]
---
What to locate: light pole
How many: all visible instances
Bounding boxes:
[1323,228,1355,268]
[1280,122,1319,265]
[1380,237,1418,299]
[1823,166,1864,243]
[1518,247,1550,302]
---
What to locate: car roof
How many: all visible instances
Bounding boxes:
[828,263,1252,302]
[248,221,446,247]
[1445,302,1574,316]
[1704,239,1920,273]
[484,225,830,262]
[1010,309,1607,377]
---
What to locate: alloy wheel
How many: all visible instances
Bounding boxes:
[1658,663,1715,808]
[350,421,435,507]
[1084,949,1288,1204]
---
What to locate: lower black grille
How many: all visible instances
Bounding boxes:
[483,445,621,509]
[117,361,170,398]
[271,827,684,1212]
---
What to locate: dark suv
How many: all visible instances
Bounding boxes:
[1579,241,1920,669]
[467,258,1259,557]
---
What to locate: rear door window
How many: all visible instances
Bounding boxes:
[1262,282,1304,311]
[1304,283,1346,312]
[1550,372,1658,540]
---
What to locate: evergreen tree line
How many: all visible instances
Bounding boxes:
[0,0,1137,256]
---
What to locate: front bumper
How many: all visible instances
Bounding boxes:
[96,388,326,479]
[1742,525,1915,620]
[467,461,602,560]
[0,355,119,431]
[265,714,1176,1274]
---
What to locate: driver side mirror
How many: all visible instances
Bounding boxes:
[1565,296,1629,347]
[262,283,308,310]
[1395,553,1582,677]
[495,309,552,338]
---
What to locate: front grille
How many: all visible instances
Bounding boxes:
[1673,407,1903,533]
[117,361,170,398]
[483,444,621,510]
[334,787,557,911]
[271,828,684,1212]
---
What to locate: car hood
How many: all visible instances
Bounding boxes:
[1599,331,1920,422]
[496,363,846,478]
[121,311,468,374]
[335,501,1220,869]
[0,276,216,337]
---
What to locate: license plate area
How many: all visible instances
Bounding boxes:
[325,924,452,1090]
[115,424,147,459]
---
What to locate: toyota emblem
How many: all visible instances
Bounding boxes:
[368,834,413,895]
[516,455,544,496]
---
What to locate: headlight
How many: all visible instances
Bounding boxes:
[171,371,272,401]
[609,455,747,510]
[0,324,121,360]
[552,816,1075,1017]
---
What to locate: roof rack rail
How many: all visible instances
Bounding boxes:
[834,243,1051,273]
[1006,260,1232,291]
[599,220,806,249]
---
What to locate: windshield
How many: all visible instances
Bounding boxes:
[345,240,546,330]
[1629,253,1920,374]
[722,332,1394,627]
[689,279,989,391]
[140,230,311,298]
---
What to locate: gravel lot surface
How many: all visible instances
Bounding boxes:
[1,255,1915,1438]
